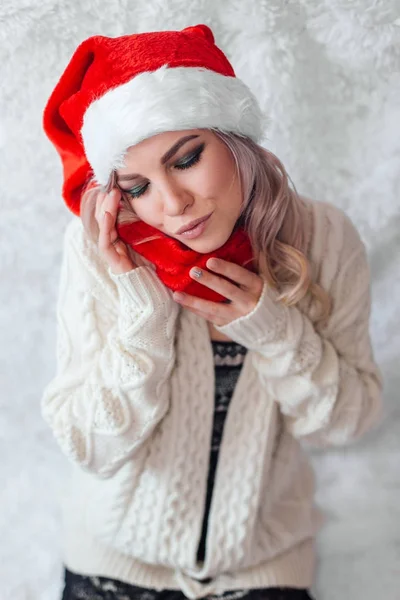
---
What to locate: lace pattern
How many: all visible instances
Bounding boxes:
[197,341,247,562]
[62,569,314,600]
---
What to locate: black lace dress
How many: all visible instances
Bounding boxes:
[62,341,315,600]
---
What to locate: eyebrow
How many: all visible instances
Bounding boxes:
[116,134,200,183]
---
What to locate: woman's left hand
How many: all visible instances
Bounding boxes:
[172,258,264,327]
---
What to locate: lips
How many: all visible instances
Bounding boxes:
[175,212,213,235]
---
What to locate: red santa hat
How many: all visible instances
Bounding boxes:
[43,24,264,215]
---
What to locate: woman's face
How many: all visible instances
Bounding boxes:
[115,129,243,253]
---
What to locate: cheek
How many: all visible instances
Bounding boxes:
[196,161,239,204]
[129,198,161,228]
[202,150,241,209]
[212,173,242,218]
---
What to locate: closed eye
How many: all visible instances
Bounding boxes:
[174,144,204,170]
[124,144,205,199]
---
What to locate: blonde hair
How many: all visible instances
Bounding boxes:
[81,130,332,326]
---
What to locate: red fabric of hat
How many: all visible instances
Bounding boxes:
[43,24,263,214]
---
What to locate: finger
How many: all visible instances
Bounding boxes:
[102,188,121,223]
[98,210,118,260]
[188,266,246,303]
[97,190,118,226]
[99,198,126,265]
[94,190,109,226]
[185,307,222,324]
[174,298,229,327]
[173,291,229,320]
[206,258,260,288]
[98,190,120,245]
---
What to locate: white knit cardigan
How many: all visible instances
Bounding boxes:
[42,197,383,599]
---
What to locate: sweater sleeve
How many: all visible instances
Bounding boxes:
[215,212,384,448]
[41,220,179,478]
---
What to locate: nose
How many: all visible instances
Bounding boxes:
[161,179,193,216]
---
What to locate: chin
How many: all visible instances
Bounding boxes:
[183,232,232,254]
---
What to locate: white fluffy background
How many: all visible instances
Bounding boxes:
[1,1,399,599]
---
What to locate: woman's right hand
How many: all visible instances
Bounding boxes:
[95,188,137,275]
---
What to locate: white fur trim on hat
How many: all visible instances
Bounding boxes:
[81,65,265,186]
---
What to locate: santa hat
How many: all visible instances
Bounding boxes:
[43,24,264,215]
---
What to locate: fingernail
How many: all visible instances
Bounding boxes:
[207,258,219,269]
[174,292,185,301]
[190,268,202,279]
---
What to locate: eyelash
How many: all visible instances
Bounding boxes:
[125,146,204,199]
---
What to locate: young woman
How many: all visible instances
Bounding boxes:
[42,24,383,600]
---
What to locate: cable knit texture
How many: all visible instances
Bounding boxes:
[41,197,383,599]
